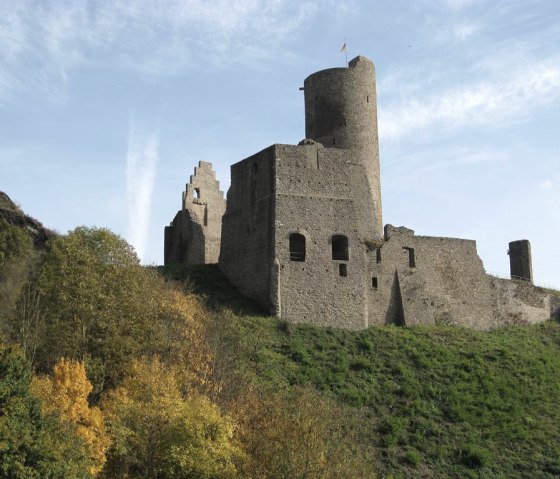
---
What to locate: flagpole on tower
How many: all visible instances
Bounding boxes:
[340,37,347,66]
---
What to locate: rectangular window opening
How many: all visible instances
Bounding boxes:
[339,263,347,277]
[372,277,378,289]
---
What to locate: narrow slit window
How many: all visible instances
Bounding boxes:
[332,235,349,261]
[339,263,347,277]
[403,247,416,268]
[376,247,382,264]
[372,277,378,289]
[289,233,306,262]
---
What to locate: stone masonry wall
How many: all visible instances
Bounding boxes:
[164,161,225,265]
[219,147,275,307]
[273,143,370,329]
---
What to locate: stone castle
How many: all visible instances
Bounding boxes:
[165,55,558,330]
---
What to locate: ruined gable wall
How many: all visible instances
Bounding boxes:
[219,147,275,308]
[183,161,226,264]
[164,161,225,266]
[272,143,370,330]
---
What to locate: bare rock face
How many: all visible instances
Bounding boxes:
[0,191,54,249]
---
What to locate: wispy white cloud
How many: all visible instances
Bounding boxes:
[0,0,321,102]
[126,119,159,261]
[440,0,480,10]
[379,56,560,141]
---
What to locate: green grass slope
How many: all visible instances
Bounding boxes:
[166,265,560,478]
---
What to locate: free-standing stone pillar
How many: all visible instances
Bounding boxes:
[508,240,533,283]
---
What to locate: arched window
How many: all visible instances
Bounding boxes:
[289,233,306,262]
[331,235,348,261]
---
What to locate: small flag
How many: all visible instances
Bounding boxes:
[340,41,347,53]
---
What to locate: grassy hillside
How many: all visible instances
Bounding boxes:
[170,265,560,479]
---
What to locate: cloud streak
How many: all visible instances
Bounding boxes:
[126,119,159,261]
[379,56,560,142]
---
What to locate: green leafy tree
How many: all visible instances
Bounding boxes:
[0,340,93,478]
[102,357,243,479]
[33,227,166,393]
[0,219,33,264]
[0,220,41,356]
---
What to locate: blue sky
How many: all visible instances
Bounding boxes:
[1,0,559,287]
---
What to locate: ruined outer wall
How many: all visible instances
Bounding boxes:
[272,143,369,329]
[367,226,554,330]
[219,147,275,307]
[368,226,497,329]
[490,277,551,325]
[304,56,382,241]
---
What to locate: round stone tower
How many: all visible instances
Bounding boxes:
[303,55,382,240]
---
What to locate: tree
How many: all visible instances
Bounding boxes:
[157,286,214,394]
[0,341,93,478]
[0,219,33,264]
[0,220,41,358]
[234,386,376,479]
[32,358,110,476]
[33,227,166,393]
[102,357,243,479]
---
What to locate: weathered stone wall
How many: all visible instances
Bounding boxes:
[273,143,370,329]
[490,277,551,326]
[164,161,225,265]
[371,226,496,329]
[219,147,275,306]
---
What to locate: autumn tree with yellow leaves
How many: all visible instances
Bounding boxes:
[102,356,243,479]
[32,358,111,476]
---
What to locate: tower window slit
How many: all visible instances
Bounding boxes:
[403,247,416,268]
[289,233,306,262]
[332,235,349,260]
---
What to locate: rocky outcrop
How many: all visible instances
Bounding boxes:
[0,191,54,249]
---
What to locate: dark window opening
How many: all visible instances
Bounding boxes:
[332,138,336,145]
[367,95,369,103]
[332,235,349,260]
[376,247,382,264]
[339,263,347,277]
[372,277,378,289]
[403,247,416,268]
[289,233,306,262]
[193,187,201,199]
[252,162,258,174]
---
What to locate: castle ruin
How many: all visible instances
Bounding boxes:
[164,161,226,266]
[166,56,558,330]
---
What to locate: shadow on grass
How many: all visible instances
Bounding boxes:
[157,264,266,316]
